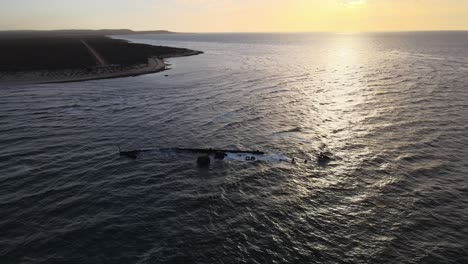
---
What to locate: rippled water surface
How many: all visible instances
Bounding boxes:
[1,32,468,263]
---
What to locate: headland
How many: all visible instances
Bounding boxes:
[0,30,202,84]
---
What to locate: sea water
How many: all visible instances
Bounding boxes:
[1,32,467,263]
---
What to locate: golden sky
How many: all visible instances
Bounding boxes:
[1,0,468,32]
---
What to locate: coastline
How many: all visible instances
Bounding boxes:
[1,57,166,85]
[0,36,202,85]
[0,55,194,85]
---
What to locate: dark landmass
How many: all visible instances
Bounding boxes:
[85,37,197,67]
[0,35,199,71]
[0,36,95,71]
[0,31,202,84]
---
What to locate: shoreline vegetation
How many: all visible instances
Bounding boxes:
[0,30,202,84]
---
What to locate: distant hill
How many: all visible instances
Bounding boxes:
[0,29,175,38]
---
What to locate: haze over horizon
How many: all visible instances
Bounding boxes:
[1,0,468,33]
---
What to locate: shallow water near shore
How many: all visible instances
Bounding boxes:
[1,32,468,263]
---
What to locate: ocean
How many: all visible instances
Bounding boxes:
[1,32,467,263]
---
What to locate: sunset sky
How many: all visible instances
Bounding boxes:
[1,0,468,32]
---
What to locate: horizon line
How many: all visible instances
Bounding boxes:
[2,29,468,34]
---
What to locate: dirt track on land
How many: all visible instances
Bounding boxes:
[80,39,109,66]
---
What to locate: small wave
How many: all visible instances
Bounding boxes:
[275,127,303,134]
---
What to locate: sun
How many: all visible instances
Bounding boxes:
[341,0,366,8]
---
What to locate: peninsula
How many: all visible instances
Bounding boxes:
[0,30,202,84]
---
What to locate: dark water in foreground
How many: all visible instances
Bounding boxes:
[1,32,468,263]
